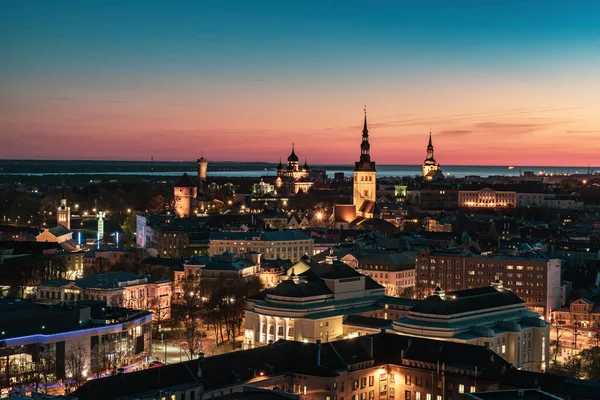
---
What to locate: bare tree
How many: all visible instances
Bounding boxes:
[64,345,88,394]
[179,275,204,360]
[149,294,170,335]
[551,322,565,365]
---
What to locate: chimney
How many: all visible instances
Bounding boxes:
[316,339,322,366]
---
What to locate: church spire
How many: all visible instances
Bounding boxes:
[428,130,433,148]
[360,106,371,163]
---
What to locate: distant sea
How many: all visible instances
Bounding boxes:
[0,160,598,178]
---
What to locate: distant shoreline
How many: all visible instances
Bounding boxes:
[0,160,597,179]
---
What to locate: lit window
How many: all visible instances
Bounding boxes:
[459,385,464,394]
[470,386,476,393]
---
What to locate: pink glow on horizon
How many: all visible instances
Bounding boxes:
[1,91,599,166]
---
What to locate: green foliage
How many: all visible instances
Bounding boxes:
[122,213,137,236]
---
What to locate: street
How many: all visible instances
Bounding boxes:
[550,326,599,363]
[151,333,245,364]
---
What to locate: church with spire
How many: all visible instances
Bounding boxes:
[275,144,313,195]
[332,109,379,228]
[353,109,377,218]
[422,132,443,181]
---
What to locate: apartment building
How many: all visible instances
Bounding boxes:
[415,249,561,320]
[37,272,172,321]
[358,252,416,297]
[209,230,313,262]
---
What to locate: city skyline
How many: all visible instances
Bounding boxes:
[1,1,599,165]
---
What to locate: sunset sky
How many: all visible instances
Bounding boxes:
[1,1,599,165]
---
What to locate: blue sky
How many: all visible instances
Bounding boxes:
[1,0,599,164]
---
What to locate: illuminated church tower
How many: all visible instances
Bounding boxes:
[57,188,71,229]
[422,131,442,181]
[353,109,377,217]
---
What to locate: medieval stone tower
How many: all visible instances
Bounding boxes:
[174,173,197,218]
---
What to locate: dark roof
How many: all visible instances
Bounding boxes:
[268,279,333,298]
[39,272,168,291]
[0,299,149,340]
[74,339,359,400]
[359,200,376,214]
[37,279,72,287]
[175,173,197,188]
[301,260,364,280]
[0,240,63,255]
[411,286,524,316]
[343,315,392,329]
[47,226,73,236]
[500,369,600,399]
[212,386,300,400]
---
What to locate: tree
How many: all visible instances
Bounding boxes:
[551,322,565,366]
[581,346,600,381]
[178,275,204,360]
[149,293,171,335]
[121,213,137,237]
[399,286,414,299]
[148,195,167,214]
[33,352,56,393]
[64,345,89,394]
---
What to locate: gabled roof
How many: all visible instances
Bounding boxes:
[359,200,376,214]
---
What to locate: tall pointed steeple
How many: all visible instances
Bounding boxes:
[425,130,435,163]
[360,106,371,163]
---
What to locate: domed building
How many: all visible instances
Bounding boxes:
[275,144,314,195]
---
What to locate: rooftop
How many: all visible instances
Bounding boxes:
[410,286,525,316]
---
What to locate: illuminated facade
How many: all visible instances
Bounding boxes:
[458,188,517,208]
[243,255,414,349]
[197,156,208,193]
[415,249,561,320]
[57,191,71,230]
[353,111,377,218]
[209,230,314,262]
[37,272,172,321]
[174,173,198,218]
[422,132,442,181]
[391,284,549,372]
[275,145,314,195]
[0,300,151,385]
